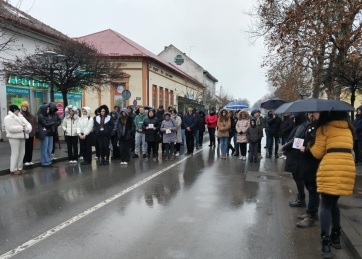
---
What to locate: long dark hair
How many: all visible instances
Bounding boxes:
[310,111,355,147]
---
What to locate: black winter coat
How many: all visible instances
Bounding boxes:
[198,113,206,132]
[297,121,320,182]
[93,115,116,137]
[283,122,307,174]
[38,104,58,136]
[142,116,160,142]
[246,126,263,143]
[280,116,294,137]
[353,113,362,140]
[117,117,133,141]
[267,116,282,137]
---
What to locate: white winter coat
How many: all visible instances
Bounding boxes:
[62,114,79,136]
[77,107,93,136]
[4,111,32,139]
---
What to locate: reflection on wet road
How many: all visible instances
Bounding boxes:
[0,146,355,259]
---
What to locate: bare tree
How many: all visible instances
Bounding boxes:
[0,1,21,57]
[3,39,124,111]
[251,0,362,102]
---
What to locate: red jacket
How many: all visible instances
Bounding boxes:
[205,113,218,128]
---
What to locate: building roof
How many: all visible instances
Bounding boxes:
[160,44,218,83]
[0,0,69,41]
[74,29,204,88]
[203,70,218,83]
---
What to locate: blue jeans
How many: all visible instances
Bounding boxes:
[220,137,228,156]
[135,132,147,155]
[41,136,53,166]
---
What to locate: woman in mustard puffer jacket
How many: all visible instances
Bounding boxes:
[306,111,356,257]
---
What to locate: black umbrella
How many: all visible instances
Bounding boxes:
[282,98,354,113]
[274,102,295,114]
[260,98,287,110]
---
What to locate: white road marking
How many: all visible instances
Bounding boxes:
[0,149,203,259]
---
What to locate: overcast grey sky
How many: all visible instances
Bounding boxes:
[12,0,269,106]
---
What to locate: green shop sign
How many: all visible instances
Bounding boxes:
[6,86,30,95]
[54,92,82,100]
[8,75,49,88]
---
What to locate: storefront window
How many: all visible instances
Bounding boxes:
[34,91,46,115]
[54,92,82,109]
[6,86,30,110]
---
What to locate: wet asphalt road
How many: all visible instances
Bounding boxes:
[0,146,356,259]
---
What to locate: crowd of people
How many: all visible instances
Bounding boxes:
[3,100,358,258]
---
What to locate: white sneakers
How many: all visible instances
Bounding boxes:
[174,151,180,157]
[120,162,128,165]
[51,154,57,160]
[24,162,34,166]
[238,156,246,160]
[280,155,287,159]
[69,160,78,164]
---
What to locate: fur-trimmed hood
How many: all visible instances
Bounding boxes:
[218,108,228,118]
[238,109,250,120]
[98,105,110,116]
[82,107,91,117]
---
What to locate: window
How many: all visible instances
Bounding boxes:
[170,90,174,106]
[152,85,157,108]
[165,88,169,109]
[159,87,164,107]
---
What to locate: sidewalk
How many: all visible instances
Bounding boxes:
[0,137,69,175]
[0,136,361,257]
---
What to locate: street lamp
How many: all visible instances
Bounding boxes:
[37,50,66,102]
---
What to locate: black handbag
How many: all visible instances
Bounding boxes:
[36,127,47,140]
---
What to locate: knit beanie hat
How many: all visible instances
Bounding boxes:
[21,101,29,108]
[9,104,20,112]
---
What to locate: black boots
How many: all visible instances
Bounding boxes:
[330,228,341,249]
[289,194,306,207]
[321,235,331,258]
[266,148,272,158]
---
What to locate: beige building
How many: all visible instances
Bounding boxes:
[75,29,205,113]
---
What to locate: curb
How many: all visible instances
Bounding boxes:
[0,156,69,176]
[341,213,362,259]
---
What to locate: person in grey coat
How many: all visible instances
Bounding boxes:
[246,118,263,163]
[160,112,177,161]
